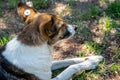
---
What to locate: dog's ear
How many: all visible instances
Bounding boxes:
[17,2,37,24]
[38,15,58,40]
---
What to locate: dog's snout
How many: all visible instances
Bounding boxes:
[67,25,75,35]
[73,25,77,31]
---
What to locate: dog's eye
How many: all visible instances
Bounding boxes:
[24,9,31,16]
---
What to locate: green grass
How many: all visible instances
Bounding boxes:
[110,63,120,72]
[85,41,106,55]
[0,31,11,46]
[67,0,76,7]
[8,0,18,9]
[32,0,50,9]
[0,8,3,16]
[106,1,120,18]
[80,6,101,20]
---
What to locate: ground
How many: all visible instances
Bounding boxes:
[0,0,120,80]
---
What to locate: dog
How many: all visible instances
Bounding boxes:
[0,2,103,80]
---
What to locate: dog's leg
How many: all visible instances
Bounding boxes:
[52,58,87,70]
[52,55,103,80]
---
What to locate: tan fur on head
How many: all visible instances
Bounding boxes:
[17,2,38,24]
[17,2,75,46]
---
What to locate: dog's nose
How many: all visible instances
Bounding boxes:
[73,25,78,31]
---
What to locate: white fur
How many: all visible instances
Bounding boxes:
[67,25,75,35]
[2,37,52,80]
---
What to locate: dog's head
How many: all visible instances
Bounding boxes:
[17,2,76,45]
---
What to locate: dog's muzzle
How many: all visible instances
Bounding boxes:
[67,25,77,35]
[60,25,77,39]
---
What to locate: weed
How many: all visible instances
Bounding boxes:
[81,6,101,20]
[73,72,86,80]
[85,41,105,55]
[67,0,76,7]
[0,8,3,16]
[115,33,120,37]
[32,0,50,9]
[89,6,101,19]
[106,1,120,18]
[110,63,120,72]
[99,16,113,34]
[113,47,120,62]
[0,31,11,46]
[8,0,18,9]
[76,23,92,40]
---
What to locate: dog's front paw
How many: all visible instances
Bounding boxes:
[79,55,103,70]
[86,55,103,63]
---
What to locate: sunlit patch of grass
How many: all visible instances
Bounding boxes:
[0,31,11,46]
[84,41,106,55]
[99,16,113,34]
[110,63,120,72]
[112,46,120,62]
[99,0,109,9]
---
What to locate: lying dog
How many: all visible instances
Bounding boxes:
[0,2,103,80]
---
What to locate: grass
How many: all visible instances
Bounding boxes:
[0,31,11,46]
[7,0,18,9]
[0,8,3,16]
[32,0,50,9]
[84,41,106,55]
[67,0,76,7]
[110,63,120,72]
[106,1,120,18]
[80,6,101,20]
[1,0,120,80]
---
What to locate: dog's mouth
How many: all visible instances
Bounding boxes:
[60,25,76,39]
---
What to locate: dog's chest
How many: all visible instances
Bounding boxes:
[2,37,52,80]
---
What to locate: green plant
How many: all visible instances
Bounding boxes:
[73,72,86,80]
[67,0,76,7]
[89,6,101,19]
[8,0,18,9]
[85,41,105,55]
[110,63,120,72]
[81,6,101,20]
[76,23,92,40]
[0,32,11,46]
[32,0,50,9]
[106,1,120,18]
[0,8,3,16]
[99,16,113,34]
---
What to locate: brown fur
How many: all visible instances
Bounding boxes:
[17,2,71,45]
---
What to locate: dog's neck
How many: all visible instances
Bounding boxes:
[2,37,52,80]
